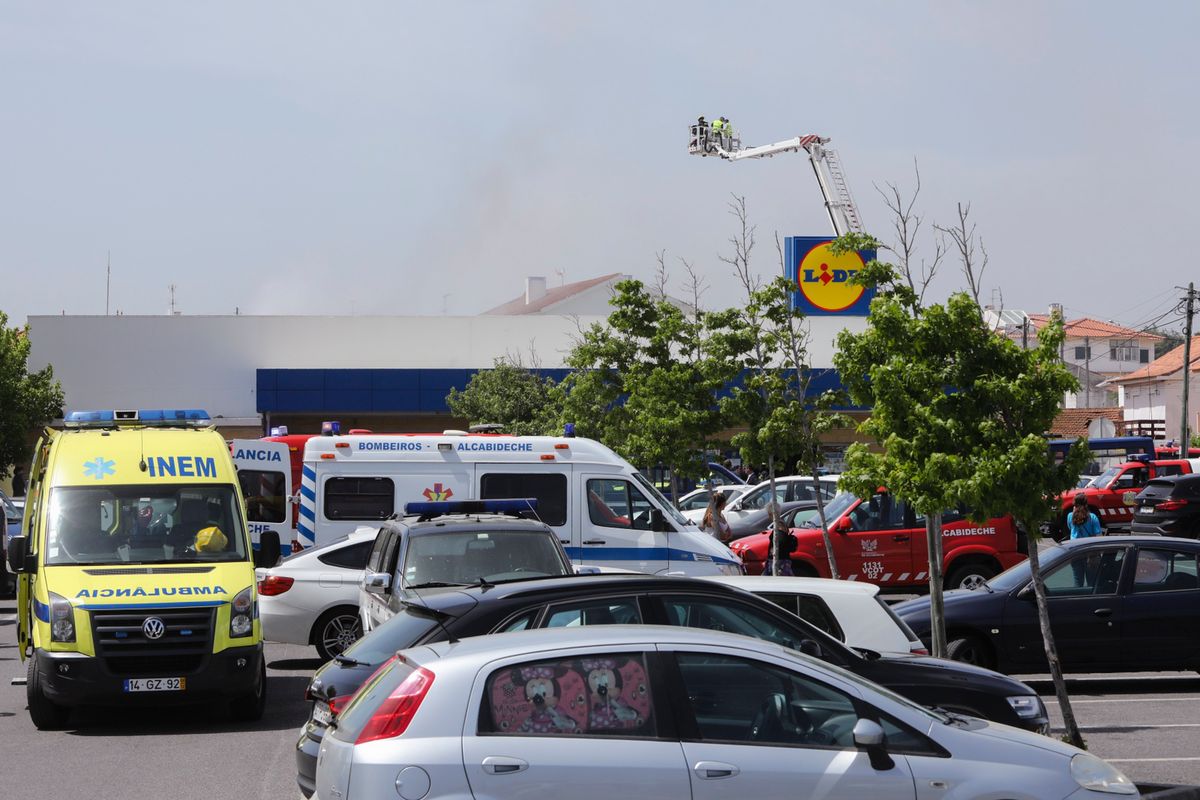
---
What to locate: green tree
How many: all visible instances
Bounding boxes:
[445,357,561,436]
[560,278,742,500]
[832,244,1089,747]
[1,311,64,480]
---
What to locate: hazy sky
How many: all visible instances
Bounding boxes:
[2,2,1196,333]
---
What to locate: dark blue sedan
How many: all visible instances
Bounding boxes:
[895,536,1200,674]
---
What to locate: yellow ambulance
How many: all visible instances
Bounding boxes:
[6,409,281,729]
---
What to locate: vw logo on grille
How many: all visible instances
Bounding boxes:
[142,616,166,640]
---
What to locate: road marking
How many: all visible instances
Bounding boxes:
[1105,757,1200,763]
[1074,723,1200,730]
[1064,697,1200,704]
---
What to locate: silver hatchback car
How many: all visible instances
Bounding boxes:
[316,626,1136,800]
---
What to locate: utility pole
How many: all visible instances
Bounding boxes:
[1181,282,1197,458]
[105,251,111,315]
[1084,336,1091,408]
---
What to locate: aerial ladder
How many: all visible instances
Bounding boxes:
[688,122,864,237]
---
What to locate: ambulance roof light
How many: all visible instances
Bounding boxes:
[563,423,576,438]
[321,421,341,436]
[269,425,289,437]
[403,498,538,518]
[1129,453,1151,463]
[64,409,212,428]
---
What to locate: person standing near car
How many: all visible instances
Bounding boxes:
[1068,494,1102,586]
[701,493,733,543]
[11,465,26,497]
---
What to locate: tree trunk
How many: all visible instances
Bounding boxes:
[1026,538,1086,749]
[925,512,947,658]
[811,468,839,579]
[767,454,781,575]
[668,466,680,513]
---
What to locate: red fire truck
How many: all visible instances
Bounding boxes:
[1055,457,1200,539]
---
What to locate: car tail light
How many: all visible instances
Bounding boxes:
[257,575,295,596]
[355,667,435,745]
[1157,499,1188,511]
[910,645,929,656]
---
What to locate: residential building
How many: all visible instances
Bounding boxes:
[1104,335,1200,445]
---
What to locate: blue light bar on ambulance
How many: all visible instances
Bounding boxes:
[403,498,538,517]
[64,409,212,428]
[321,420,341,436]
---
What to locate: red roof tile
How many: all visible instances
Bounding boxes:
[1049,407,1126,438]
[1106,335,1200,384]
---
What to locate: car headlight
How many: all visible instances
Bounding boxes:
[1006,694,1046,720]
[229,586,255,638]
[718,561,745,576]
[1070,753,1137,795]
[49,591,76,643]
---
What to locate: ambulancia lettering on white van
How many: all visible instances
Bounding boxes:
[75,585,227,599]
[146,455,218,478]
[231,448,283,462]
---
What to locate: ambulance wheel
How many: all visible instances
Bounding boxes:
[946,560,998,591]
[313,607,363,662]
[229,659,267,723]
[27,657,70,730]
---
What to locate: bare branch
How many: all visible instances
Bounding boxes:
[936,201,988,310]
[873,158,941,306]
[679,257,707,317]
[652,250,670,300]
[719,194,760,298]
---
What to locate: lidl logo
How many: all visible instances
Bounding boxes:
[423,483,454,501]
[785,236,875,316]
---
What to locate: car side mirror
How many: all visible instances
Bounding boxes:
[834,516,852,533]
[852,719,894,770]
[7,535,34,574]
[798,639,822,658]
[363,570,392,595]
[1017,584,1036,600]
[255,531,281,569]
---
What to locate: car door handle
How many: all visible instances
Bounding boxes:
[559,538,571,544]
[583,539,606,545]
[892,535,910,542]
[1093,608,1113,618]
[694,761,740,779]
[482,756,528,775]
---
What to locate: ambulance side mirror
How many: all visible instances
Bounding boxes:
[7,535,33,574]
[256,531,282,569]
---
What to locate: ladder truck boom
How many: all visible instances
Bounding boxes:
[688,124,864,238]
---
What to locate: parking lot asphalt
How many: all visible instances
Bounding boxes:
[3,598,1199,796]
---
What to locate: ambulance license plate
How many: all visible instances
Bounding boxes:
[123,677,185,692]
[311,701,333,726]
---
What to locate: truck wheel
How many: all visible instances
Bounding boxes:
[27,657,70,730]
[313,607,363,662]
[947,635,995,670]
[946,560,998,591]
[229,659,267,723]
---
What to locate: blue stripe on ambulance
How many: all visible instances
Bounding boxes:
[563,546,738,566]
[33,597,50,622]
[297,465,317,547]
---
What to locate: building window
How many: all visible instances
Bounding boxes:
[1110,340,1138,361]
[1140,349,1150,363]
[1074,346,1091,360]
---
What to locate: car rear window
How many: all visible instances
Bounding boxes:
[875,596,922,644]
[1141,479,1178,499]
[340,608,438,665]
[318,540,375,570]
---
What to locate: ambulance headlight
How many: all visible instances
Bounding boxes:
[49,592,76,643]
[717,562,745,576]
[229,586,255,638]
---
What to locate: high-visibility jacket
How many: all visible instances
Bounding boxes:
[711,119,724,133]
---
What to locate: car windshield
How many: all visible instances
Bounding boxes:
[631,472,691,528]
[401,529,570,588]
[986,543,1070,592]
[1092,466,1122,489]
[799,491,858,527]
[44,484,248,566]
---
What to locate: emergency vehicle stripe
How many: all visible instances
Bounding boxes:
[299,504,316,521]
[916,572,927,580]
[899,573,910,581]
[846,575,858,581]
[881,573,893,581]
[33,598,50,622]
[300,485,316,502]
[298,465,317,547]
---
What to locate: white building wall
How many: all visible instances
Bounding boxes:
[1062,336,1154,375]
[28,314,867,422]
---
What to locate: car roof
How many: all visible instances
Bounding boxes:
[416,623,798,664]
[418,573,744,611]
[1060,534,1200,549]
[701,575,880,597]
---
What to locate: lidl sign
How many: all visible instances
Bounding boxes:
[784,236,876,316]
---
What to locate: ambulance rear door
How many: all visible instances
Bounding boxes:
[231,440,292,555]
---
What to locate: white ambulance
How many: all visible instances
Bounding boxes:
[296,432,742,576]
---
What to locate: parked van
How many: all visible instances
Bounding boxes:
[298,432,741,576]
[7,409,280,729]
[730,488,1028,590]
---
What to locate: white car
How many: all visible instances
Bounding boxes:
[257,527,377,661]
[317,625,1137,800]
[676,484,750,518]
[702,575,927,656]
[717,474,841,523]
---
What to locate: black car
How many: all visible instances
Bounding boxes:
[1131,475,1200,537]
[894,536,1200,675]
[727,500,818,540]
[294,574,1047,797]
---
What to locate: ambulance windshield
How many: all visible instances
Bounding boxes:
[44,485,249,566]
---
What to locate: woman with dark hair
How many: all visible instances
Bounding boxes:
[1067,494,1102,587]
